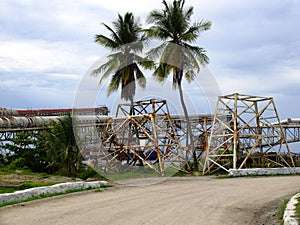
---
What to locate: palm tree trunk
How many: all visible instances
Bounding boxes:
[178,84,198,171]
[128,99,135,145]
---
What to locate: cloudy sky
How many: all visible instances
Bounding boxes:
[0,0,299,119]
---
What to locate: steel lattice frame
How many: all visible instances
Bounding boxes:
[172,114,213,169]
[96,99,194,175]
[203,93,295,174]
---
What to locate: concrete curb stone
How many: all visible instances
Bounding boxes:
[284,193,300,225]
[229,168,300,177]
[0,181,108,205]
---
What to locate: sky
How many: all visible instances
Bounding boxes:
[0,0,300,120]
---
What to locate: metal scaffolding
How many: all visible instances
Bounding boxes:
[1,94,299,176]
[203,93,295,174]
[96,99,192,175]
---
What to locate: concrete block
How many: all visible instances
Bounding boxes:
[0,181,108,205]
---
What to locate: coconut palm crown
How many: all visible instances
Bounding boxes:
[92,12,150,102]
[146,0,211,88]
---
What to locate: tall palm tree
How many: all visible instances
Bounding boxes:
[92,12,151,106]
[146,0,211,170]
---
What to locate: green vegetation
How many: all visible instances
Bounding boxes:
[92,12,151,104]
[76,167,106,180]
[0,167,106,194]
[0,184,112,208]
[104,167,179,181]
[0,167,112,207]
[0,169,65,193]
[0,186,17,194]
[295,196,300,223]
[277,198,290,225]
[276,194,300,225]
[43,114,83,177]
[1,131,49,173]
[0,114,99,178]
[0,182,60,194]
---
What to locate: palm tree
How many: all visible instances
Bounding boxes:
[146,0,211,170]
[92,12,151,107]
[45,114,82,177]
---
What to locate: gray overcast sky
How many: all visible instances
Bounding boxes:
[0,0,299,119]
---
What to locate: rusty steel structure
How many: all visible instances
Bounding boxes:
[89,99,193,175]
[203,93,295,174]
[1,94,300,175]
[171,114,214,169]
[74,107,214,175]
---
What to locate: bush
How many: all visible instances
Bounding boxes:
[76,167,99,180]
[8,158,27,170]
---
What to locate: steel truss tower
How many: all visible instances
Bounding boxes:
[98,99,192,175]
[204,93,295,174]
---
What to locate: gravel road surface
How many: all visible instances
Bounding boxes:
[1,176,300,225]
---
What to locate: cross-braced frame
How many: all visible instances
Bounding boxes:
[203,93,295,174]
[99,99,192,175]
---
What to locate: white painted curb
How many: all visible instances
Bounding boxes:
[284,193,300,225]
[0,181,108,205]
[229,167,300,177]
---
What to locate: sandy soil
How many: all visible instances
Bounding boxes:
[1,175,300,225]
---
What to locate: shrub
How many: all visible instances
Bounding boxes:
[8,158,27,170]
[77,167,99,180]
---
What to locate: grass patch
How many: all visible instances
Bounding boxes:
[0,186,17,194]
[295,196,300,223]
[0,188,89,208]
[0,182,62,194]
[105,170,160,181]
[103,167,181,181]
[277,198,290,225]
[19,182,61,190]
[0,184,112,208]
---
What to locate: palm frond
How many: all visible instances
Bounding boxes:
[147,10,165,24]
[146,42,168,61]
[101,22,122,45]
[134,54,155,70]
[183,5,193,21]
[132,63,146,89]
[91,54,120,83]
[184,70,196,83]
[146,0,211,89]
[95,34,119,49]
[107,71,121,96]
[182,48,200,72]
[182,42,209,65]
[153,63,172,83]
[160,42,183,69]
[137,60,155,70]
[194,20,212,33]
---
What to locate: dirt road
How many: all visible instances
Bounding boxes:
[1,176,300,225]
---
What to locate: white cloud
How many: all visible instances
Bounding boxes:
[0,39,96,74]
[0,0,299,118]
[84,0,162,14]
